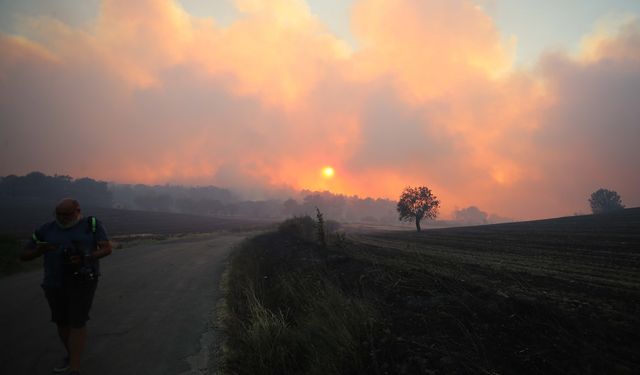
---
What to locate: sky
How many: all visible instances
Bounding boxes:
[1,0,639,220]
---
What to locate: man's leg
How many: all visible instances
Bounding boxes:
[67,280,97,373]
[56,324,70,353]
[46,288,71,372]
[68,326,87,372]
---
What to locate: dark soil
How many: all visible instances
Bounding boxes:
[333,209,640,374]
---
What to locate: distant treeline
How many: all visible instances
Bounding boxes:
[0,172,400,224]
[0,172,112,207]
[453,206,512,225]
[111,183,237,212]
[288,191,397,223]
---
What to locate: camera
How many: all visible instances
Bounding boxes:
[62,243,97,282]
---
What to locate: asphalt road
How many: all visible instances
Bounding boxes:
[0,232,250,375]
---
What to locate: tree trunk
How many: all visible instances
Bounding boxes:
[415,217,421,232]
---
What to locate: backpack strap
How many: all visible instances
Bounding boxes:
[88,216,97,233]
[87,216,98,248]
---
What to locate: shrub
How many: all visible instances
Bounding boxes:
[278,216,316,241]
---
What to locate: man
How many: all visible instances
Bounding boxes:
[21,198,112,375]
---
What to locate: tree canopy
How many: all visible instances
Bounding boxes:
[589,188,624,214]
[397,186,440,231]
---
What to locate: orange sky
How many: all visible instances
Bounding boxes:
[1,0,639,220]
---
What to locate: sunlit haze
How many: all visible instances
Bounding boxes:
[1,0,639,219]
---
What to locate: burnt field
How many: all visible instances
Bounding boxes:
[0,200,273,236]
[222,208,640,375]
[342,208,640,374]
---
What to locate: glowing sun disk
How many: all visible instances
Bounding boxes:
[322,166,335,178]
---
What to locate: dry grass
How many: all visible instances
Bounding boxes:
[217,218,378,375]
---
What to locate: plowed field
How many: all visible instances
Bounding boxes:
[338,209,640,374]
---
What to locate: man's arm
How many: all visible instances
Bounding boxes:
[91,240,113,260]
[90,220,112,260]
[70,241,112,265]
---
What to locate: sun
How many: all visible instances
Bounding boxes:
[322,166,335,178]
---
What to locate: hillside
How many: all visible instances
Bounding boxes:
[220,208,640,375]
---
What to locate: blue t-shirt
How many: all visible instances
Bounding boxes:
[30,217,109,289]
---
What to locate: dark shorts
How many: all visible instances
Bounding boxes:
[43,279,98,328]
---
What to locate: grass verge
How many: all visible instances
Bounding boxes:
[216,217,379,375]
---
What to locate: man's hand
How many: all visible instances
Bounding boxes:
[69,255,83,265]
[36,243,56,255]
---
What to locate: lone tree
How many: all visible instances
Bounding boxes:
[397,186,440,231]
[589,188,625,214]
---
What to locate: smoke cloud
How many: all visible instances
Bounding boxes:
[1,0,639,219]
